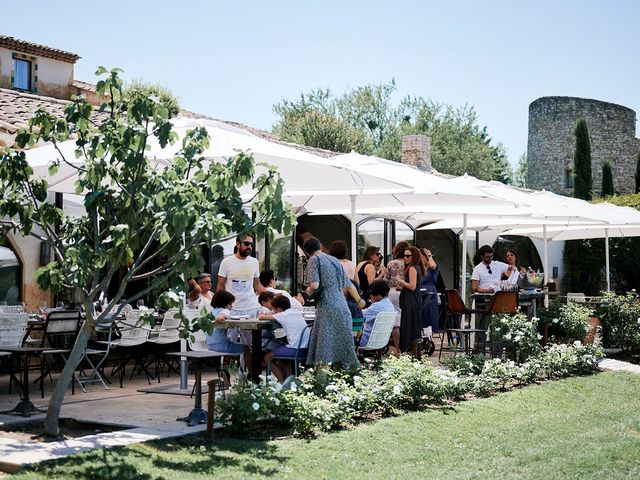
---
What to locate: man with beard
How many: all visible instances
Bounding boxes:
[216,234,263,318]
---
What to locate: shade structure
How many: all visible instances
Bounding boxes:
[504,203,640,291]
[25,117,413,198]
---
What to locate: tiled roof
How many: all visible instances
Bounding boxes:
[0,35,80,63]
[0,87,105,137]
[72,80,97,93]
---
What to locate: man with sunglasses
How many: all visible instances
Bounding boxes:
[216,234,263,319]
[471,245,514,294]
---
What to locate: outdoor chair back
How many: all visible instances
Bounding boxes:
[0,313,29,349]
[567,292,586,303]
[267,325,310,378]
[40,310,82,350]
[150,309,182,345]
[487,291,518,315]
[0,305,24,314]
[358,311,396,353]
[116,310,151,346]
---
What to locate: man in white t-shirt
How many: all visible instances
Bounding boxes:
[216,234,263,317]
[471,245,513,294]
[258,270,304,311]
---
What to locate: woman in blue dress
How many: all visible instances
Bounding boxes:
[304,237,364,367]
[419,247,440,334]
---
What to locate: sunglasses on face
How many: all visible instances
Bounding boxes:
[375,253,382,257]
[404,254,412,258]
[240,241,254,247]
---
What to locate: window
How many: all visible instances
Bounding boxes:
[565,167,574,189]
[0,245,21,305]
[13,58,32,91]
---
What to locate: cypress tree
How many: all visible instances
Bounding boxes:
[573,118,592,200]
[602,161,614,197]
[635,151,640,194]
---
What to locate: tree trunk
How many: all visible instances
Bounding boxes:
[43,320,92,437]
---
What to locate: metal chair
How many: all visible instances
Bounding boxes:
[439,289,487,360]
[267,325,310,378]
[106,310,152,387]
[567,292,586,303]
[37,310,82,397]
[147,309,182,381]
[0,313,30,393]
[75,317,118,393]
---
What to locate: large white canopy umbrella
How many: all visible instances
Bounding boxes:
[504,203,640,291]
[25,117,413,199]
[293,152,527,267]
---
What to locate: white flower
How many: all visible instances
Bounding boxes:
[252,402,260,411]
[273,398,280,406]
[290,382,297,392]
[393,384,402,395]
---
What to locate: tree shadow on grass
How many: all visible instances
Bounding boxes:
[148,432,286,477]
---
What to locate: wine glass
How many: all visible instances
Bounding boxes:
[136,299,145,309]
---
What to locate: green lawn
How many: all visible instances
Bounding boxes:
[14,371,640,480]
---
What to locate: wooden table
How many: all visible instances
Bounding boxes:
[0,346,56,417]
[167,351,224,426]
[220,318,275,384]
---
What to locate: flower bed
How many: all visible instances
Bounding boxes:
[214,342,603,436]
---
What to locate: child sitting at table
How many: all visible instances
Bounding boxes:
[206,291,251,376]
[258,295,309,383]
[358,280,397,352]
[258,291,286,351]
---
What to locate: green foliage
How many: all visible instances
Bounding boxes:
[573,117,593,200]
[124,78,181,116]
[0,66,295,434]
[597,290,640,352]
[214,344,602,436]
[513,152,528,188]
[601,161,614,196]
[538,300,592,342]
[490,312,542,362]
[562,238,605,295]
[272,81,511,182]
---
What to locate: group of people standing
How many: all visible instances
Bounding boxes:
[187,234,442,380]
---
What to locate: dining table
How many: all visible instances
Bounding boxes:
[220,317,276,384]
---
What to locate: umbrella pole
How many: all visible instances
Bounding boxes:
[350,195,357,264]
[605,229,610,291]
[543,224,548,285]
[461,213,468,302]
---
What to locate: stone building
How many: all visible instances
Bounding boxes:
[527,96,640,196]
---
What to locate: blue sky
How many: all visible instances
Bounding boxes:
[9,0,640,166]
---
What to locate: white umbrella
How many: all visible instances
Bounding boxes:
[26,118,413,198]
[295,152,525,266]
[505,203,640,291]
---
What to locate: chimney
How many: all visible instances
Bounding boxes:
[401,135,432,171]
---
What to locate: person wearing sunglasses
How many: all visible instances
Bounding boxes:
[216,234,263,319]
[471,245,513,294]
[187,273,215,310]
[396,246,424,354]
[355,246,387,305]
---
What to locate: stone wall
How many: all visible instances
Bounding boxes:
[527,96,639,196]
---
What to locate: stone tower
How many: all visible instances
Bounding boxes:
[527,96,640,196]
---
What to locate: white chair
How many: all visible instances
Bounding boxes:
[147,309,183,381]
[0,305,24,314]
[0,313,30,393]
[567,292,586,303]
[357,311,396,361]
[106,310,152,387]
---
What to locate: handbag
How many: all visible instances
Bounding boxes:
[308,257,324,302]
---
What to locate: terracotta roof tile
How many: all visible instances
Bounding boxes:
[0,35,80,63]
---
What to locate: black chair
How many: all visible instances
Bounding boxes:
[36,310,82,397]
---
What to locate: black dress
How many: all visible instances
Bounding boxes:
[399,266,423,353]
[357,262,372,300]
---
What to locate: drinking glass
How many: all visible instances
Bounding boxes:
[136,299,145,309]
[56,301,65,309]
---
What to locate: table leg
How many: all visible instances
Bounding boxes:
[0,353,46,417]
[177,359,208,427]
[251,329,262,384]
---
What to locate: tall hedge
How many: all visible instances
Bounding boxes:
[601,161,614,197]
[573,118,592,201]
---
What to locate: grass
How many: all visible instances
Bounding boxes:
[13,371,640,480]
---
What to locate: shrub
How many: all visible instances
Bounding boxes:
[597,291,640,352]
[491,312,542,362]
[538,300,592,342]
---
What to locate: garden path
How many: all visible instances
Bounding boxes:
[598,358,640,374]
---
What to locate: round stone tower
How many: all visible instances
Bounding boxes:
[527,96,639,196]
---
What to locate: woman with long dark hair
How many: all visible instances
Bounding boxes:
[355,245,387,303]
[397,246,423,354]
[419,247,440,335]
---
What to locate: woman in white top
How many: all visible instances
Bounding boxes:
[501,249,526,289]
